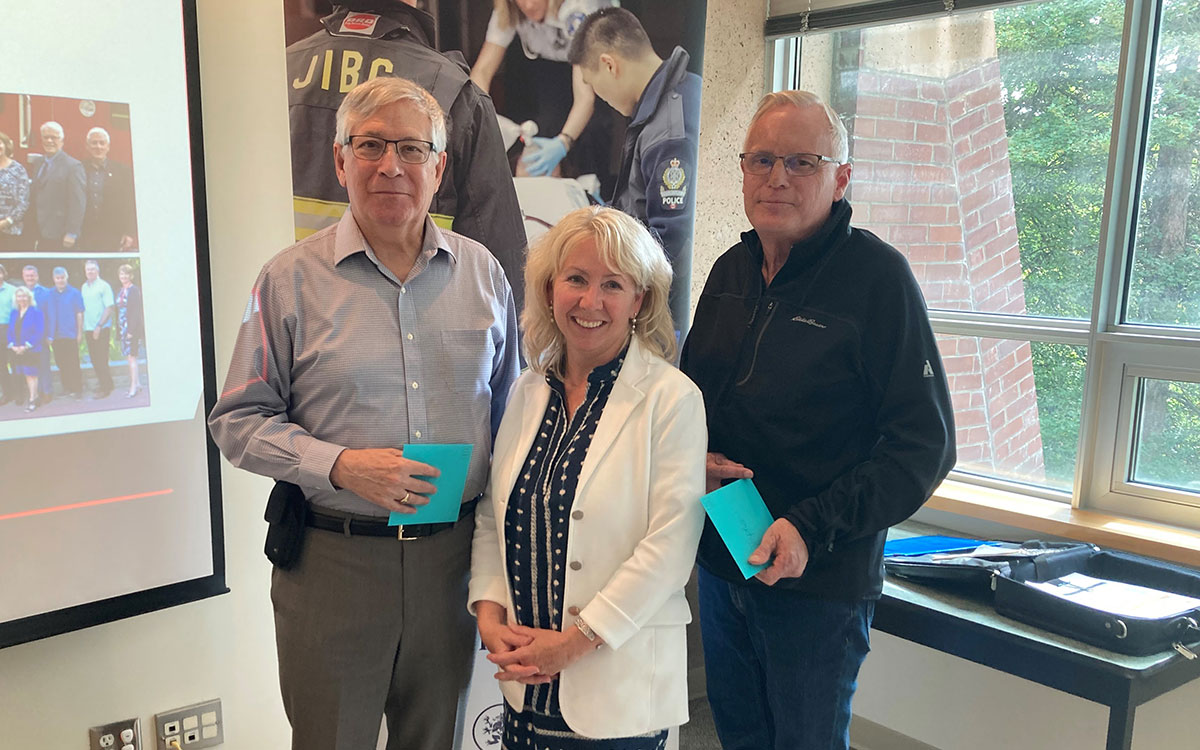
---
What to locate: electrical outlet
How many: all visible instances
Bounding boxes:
[89,718,140,750]
[154,699,223,750]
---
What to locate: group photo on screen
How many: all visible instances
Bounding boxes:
[0,256,148,419]
[0,92,139,254]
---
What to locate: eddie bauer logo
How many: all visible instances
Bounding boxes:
[791,315,826,328]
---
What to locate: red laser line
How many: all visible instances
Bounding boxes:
[0,489,175,522]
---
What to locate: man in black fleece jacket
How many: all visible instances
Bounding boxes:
[680,91,955,750]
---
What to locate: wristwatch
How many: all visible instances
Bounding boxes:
[574,617,602,648]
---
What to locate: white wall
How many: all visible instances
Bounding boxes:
[0,1,294,746]
[0,1,1192,748]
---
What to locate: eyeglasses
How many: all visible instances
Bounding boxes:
[739,151,842,176]
[345,135,436,164]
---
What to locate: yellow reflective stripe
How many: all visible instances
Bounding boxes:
[294,196,349,219]
[293,199,454,236]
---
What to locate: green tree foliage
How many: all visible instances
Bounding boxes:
[995,0,1124,321]
[995,0,1200,487]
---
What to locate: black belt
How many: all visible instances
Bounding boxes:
[307,497,479,541]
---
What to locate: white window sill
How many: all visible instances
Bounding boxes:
[927,479,1200,568]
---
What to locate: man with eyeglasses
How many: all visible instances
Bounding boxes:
[287,0,527,315]
[680,91,955,750]
[209,76,519,750]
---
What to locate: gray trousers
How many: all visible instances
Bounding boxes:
[271,515,477,750]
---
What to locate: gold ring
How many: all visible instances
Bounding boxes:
[400,491,411,505]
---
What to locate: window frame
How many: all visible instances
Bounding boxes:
[767,0,1200,530]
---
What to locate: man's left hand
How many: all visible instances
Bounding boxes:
[488,623,595,684]
[749,518,809,586]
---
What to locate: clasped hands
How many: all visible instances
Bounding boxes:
[329,447,440,514]
[475,601,595,685]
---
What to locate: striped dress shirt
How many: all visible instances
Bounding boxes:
[208,210,520,517]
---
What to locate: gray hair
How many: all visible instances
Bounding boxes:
[40,121,65,139]
[87,127,111,142]
[334,77,447,153]
[85,259,101,271]
[747,90,849,164]
[53,266,69,279]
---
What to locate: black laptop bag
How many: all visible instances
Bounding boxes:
[993,546,1200,657]
[884,541,1089,593]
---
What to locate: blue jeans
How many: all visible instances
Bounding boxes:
[698,567,875,750]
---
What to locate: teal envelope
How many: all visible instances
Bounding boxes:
[701,478,774,579]
[388,443,474,525]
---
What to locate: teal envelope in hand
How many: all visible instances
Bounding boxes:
[701,478,774,579]
[388,443,474,525]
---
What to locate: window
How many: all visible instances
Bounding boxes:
[772,0,1200,528]
[1129,378,1200,493]
[1125,0,1200,328]
[937,334,1085,491]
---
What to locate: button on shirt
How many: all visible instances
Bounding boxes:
[47,285,84,339]
[207,211,520,517]
[81,278,115,330]
[504,349,625,715]
[85,160,109,213]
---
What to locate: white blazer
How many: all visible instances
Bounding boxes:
[469,335,707,738]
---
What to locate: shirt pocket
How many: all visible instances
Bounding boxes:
[439,329,495,394]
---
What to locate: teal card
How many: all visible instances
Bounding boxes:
[701,478,774,579]
[388,443,474,525]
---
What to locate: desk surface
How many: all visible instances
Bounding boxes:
[879,524,1200,706]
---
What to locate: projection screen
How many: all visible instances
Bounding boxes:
[0,0,224,648]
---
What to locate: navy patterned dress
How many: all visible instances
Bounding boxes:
[502,348,667,750]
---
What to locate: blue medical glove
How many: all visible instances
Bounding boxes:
[521,136,568,176]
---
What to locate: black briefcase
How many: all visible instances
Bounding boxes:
[992,546,1200,657]
[885,540,1089,593]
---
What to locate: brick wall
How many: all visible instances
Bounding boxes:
[848,61,1046,480]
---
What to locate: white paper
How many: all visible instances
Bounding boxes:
[1028,573,1200,619]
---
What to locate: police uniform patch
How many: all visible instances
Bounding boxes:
[339,12,380,35]
[661,158,688,211]
[566,12,588,35]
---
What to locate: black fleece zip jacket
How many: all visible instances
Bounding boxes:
[680,199,955,598]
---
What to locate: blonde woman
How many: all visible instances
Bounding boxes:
[470,206,706,749]
[470,0,617,177]
[115,264,144,397]
[7,286,44,412]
